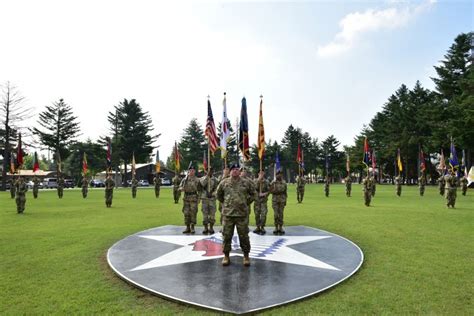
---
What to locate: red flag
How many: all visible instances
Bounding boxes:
[82,152,88,175]
[17,133,23,168]
[33,152,40,172]
[296,143,302,163]
[106,137,112,171]
[362,137,371,166]
[420,149,426,172]
[205,99,219,153]
[372,150,376,170]
[203,151,208,171]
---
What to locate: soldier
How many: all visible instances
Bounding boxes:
[105,174,115,208]
[218,166,230,228]
[81,176,89,198]
[270,170,288,235]
[395,175,402,197]
[9,177,16,199]
[345,176,352,197]
[57,174,64,199]
[362,175,372,206]
[444,170,458,208]
[15,176,27,214]
[153,174,161,198]
[418,174,426,196]
[216,163,255,266]
[253,170,270,235]
[438,174,446,196]
[179,165,200,234]
[296,173,306,203]
[324,176,330,197]
[460,175,468,196]
[131,177,138,198]
[370,176,376,197]
[199,168,218,235]
[32,175,40,199]
[240,167,256,218]
[172,173,181,204]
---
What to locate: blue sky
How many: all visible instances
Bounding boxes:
[0,0,472,161]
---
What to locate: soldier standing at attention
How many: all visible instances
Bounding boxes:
[9,177,16,199]
[395,175,402,197]
[32,175,40,199]
[240,167,256,220]
[253,170,270,235]
[216,163,255,266]
[57,174,64,199]
[270,170,288,235]
[172,173,181,204]
[105,174,115,208]
[444,170,458,208]
[153,174,161,198]
[199,167,218,235]
[218,167,230,226]
[362,175,372,206]
[345,176,352,197]
[438,174,446,196]
[81,176,89,198]
[418,174,426,196]
[324,176,330,197]
[15,176,27,214]
[179,165,200,234]
[131,177,138,198]
[370,176,376,197]
[296,173,306,203]
[460,174,468,196]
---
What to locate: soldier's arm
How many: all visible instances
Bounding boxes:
[216,182,224,203]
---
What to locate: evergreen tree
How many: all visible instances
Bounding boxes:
[321,135,344,179]
[63,139,106,183]
[178,118,206,172]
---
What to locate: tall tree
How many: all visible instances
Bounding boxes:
[178,118,206,172]
[63,139,107,183]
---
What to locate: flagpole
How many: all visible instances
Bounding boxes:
[208,142,211,193]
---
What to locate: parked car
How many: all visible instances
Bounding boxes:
[27,180,44,189]
[161,178,171,186]
[90,179,105,187]
[43,178,58,189]
[64,179,75,188]
[138,180,150,187]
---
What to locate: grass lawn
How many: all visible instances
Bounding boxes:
[1,184,472,315]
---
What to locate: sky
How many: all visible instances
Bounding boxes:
[0,0,472,162]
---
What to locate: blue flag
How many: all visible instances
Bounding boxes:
[449,141,459,171]
[275,151,281,172]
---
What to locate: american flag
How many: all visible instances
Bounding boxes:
[206,99,219,153]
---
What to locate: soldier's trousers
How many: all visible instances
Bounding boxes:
[364,191,371,206]
[396,186,401,196]
[10,189,15,199]
[173,188,181,203]
[58,188,63,199]
[462,186,467,196]
[325,187,329,197]
[297,188,305,202]
[254,200,268,227]
[155,186,160,198]
[222,215,250,254]
[182,197,198,225]
[16,194,26,213]
[439,186,445,196]
[372,185,376,197]
[419,186,425,196]
[218,202,223,224]
[445,189,457,207]
[132,188,137,198]
[82,187,88,198]
[201,198,216,225]
[346,185,351,197]
[272,201,286,226]
[33,188,39,199]
[105,190,113,207]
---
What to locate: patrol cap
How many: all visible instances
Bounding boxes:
[229,163,240,170]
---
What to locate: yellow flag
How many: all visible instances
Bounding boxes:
[397,148,403,172]
[257,97,265,160]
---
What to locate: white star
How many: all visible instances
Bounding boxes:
[130,232,340,272]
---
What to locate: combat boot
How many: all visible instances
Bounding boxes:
[279,225,285,235]
[182,225,191,234]
[190,224,195,234]
[209,224,215,235]
[253,226,261,234]
[273,226,279,235]
[243,253,251,266]
[222,252,230,266]
[202,224,209,235]
[260,226,266,235]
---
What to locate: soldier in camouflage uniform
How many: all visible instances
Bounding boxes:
[240,167,256,218]
[296,174,306,203]
[362,175,372,206]
[216,164,255,266]
[218,167,230,226]
[324,176,330,197]
[438,174,446,196]
[153,174,161,198]
[418,174,426,197]
[345,176,352,197]
[15,176,27,213]
[81,176,89,198]
[253,170,270,235]
[179,165,200,234]
[395,175,402,197]
[270,170,288,235]
[199,168,218,235]
[370,176,376,197]
[105,174,115,208]
[444,170,457,208]
[32,175,40,199]
[172,174,181,204]
[9,178,16,199]
[57,174,64,199]
[131,177,138,198]
[460,175,468,196]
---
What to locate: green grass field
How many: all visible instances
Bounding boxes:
[1,184,472,315]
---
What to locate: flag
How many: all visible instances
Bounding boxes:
[17,133,23,168]
[131,152,136,178]
[155,150,161,173]
[174,142,180,172]
[346,153,350,174]
[397,148,403,172]
[203,150,208,171]
[106,137,112,171]
[239,97,250,161]
[82,152,88,176]
[461,150,466,176]
[257,97,265,160]
[205,98,219,153]
[296,143,302,164]
[372,150,377,171]
[220,93,230,158]
[419,149,426,173]
[56,151,62,173]
[10,152,16,174]
[274,151,281,180]
[362,137,371,167]
[301,151,305,171]
[33,152,40,173]
[325,151,330,174]
[449,141,459,171]
[438,149,446,174]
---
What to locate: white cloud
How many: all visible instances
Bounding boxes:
[317,0,435,58]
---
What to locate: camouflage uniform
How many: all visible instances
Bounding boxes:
[32,176,40,199]
[180,173,200,234]
[270,175,288,235]
[253,176,270,234]
[9,178,16,199]
[296,175,306,203]
[217,170,230,226]
[438,175,446,196]
[153,176,161,198]
[324,178,330,197]
[131,178,138,198]
[81,177,88,198]
[15,177,27,213]
[216,173,255,266]
[370,176,376,197]
[345,176,352,197]
[362,176,372,206]
[395,176,402,197]
[57,176,64,199]
[418,175,426,197]
[172,175,181,204]
[444,173,457,208]
[460,176,468,196]
[105,177,115,207]
[199,174,218,234]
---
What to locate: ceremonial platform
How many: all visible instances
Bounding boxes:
[107,225,363,314]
